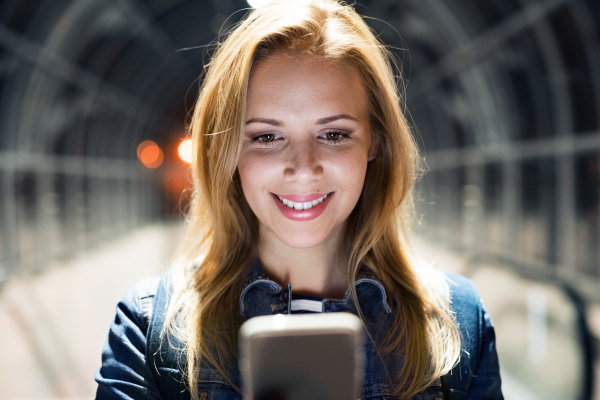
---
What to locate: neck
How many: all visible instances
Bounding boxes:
[257,225,348,299]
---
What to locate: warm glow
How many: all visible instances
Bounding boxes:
[178,138,193,163]
[141,145,160,164]
[137,140,153,159]
[137,140,164,168]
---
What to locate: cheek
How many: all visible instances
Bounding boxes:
[329,152,369,187]
[237,153,278,202]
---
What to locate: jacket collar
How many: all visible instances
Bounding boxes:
[239,256,392,320]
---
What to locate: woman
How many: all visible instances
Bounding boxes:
[95,1,503,399]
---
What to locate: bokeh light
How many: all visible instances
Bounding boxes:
[137,140,164,168]
[178,138,193,163]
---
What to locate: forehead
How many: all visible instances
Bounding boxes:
[246,52,368,119]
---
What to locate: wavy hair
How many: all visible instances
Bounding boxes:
[165,1,461,399]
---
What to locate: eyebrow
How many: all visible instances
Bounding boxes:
[245,118,282,126]
[316,114,359,124]
[245,114,359,126]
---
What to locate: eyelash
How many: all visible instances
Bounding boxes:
[249,131,351,147]
[250,133,281,146]
[318,131,350,144]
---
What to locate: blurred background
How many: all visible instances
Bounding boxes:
[0,0,598,398]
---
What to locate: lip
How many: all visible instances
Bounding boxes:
[271,192,334,221]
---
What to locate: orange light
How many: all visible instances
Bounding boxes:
[137,140,153,159]
[178,138,193,163]
[137,140,164,168]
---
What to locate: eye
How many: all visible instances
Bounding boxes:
[319,130,350,143]
[260,133,276,142]
[251,133,280,143]
[325,131,342,140]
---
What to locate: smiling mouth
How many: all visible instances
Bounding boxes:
[275,193,330,210]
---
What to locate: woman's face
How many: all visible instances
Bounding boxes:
[238,52,375,249]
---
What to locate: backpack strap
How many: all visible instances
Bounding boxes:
[146,272,191,400]
[440,272,482,400]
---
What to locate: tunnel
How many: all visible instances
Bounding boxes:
[0,0,599,399]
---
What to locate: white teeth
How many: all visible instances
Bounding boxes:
[276,193,330,210]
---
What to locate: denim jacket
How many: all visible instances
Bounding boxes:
[95,258,503,400]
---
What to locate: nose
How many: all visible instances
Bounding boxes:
[284,138,323,183]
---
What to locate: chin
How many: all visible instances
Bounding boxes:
[277,231,333,250]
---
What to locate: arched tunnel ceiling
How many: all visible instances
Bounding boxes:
[0,0,599,162]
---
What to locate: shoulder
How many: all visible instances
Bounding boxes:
[443,271,482,314]
[440,272,504,399]
[444,272,480,298]
[95,276,164,399]
[113,276,162,335]
[128,276,161,333]
[442,271,484,350]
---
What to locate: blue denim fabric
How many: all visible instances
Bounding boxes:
[95,276,163,400]
[95,258,502,399]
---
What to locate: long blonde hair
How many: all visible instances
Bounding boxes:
[165,1,461,399]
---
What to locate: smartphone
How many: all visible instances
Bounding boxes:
[238,313,364,400]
